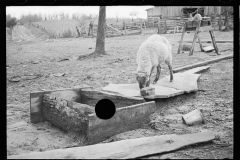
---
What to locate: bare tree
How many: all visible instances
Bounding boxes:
[6,17,18,40]
[223,6,233,31]
[78,6,107,60]
[129,11,138,21]
[59,12,65,20]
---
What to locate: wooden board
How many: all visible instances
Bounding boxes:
[88,101,156,144]
[156,73,200,93]
[173,54,233,73]
[8,131,216,159]
[80,88,145,108]
[182,66,210,74]
[103,72,200,99]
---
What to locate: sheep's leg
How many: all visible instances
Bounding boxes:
[153,65,161,84]
[147,66,154,87]
[165,60,173,82]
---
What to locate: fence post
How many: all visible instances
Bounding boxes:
[140,20,142,34]
[218,15,222,31]
[164,19,167,34]
[123,21,127,35]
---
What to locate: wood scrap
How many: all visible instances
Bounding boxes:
[8,131,216,159]
[176,40,233,43]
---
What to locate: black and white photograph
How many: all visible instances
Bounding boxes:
[7,5,233,159]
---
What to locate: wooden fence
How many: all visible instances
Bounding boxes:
[147,14,233,34]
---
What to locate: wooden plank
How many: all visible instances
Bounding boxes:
[198,26,213,32]
[182,66,211,74]
[88,101,156,144]
[80,88,145,108]
[173,54,233,73]
[103,73,200,99]
[177,23,186,54]
[106,24,124,35]
[189,21,201,56]
[176,40,233,43]
[209,30,220,55]
[8,131,215,159]
[29,87,92,123]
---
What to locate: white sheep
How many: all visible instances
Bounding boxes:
[136,34,173,89]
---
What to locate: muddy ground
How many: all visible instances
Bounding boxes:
[7,25,233,159]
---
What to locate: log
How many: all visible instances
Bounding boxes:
[173,54,233,73]
[8,131,216,159]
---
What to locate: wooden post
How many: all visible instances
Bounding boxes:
[177,23,186,54]
[209,30,220,55]
[189,21,201,56]
[123,21,127,35]
[197,33,204,52]
[164,19,167,34]
[140,19,142,34]
[218,15,222,31]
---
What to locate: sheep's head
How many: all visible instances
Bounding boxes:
[136,72,150,89]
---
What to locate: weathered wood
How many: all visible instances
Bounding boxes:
[198,26,213,32]
[103,73,201,99]
[182,66,211,74]
[88,101,156,144]
[177,23,186,54]
[203,46,215,52]
[209,30,220,55]
[8,131,216,159]
[106,24,124,35]
[189,21,201,56]
[81,88,145,108]
[173,54,233,73]
[176,40,233,43]
[197,34,204,52]
[30,87,92,123]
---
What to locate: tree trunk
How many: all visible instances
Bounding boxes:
[78,6,107,60]
[10,26,13,40]
[94,6,106,55]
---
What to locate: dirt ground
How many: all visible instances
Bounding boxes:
[7,25,233,159]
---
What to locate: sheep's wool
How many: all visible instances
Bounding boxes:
[137,34,172,76]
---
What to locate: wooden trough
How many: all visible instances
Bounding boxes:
[30,87,156,144]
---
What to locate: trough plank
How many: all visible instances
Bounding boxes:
[8,131,216,159]
[87,101,156,144]
[80,88,145,108]
[182,66,211,74]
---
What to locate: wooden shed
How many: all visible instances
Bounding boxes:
[146,6,229,18]
[146,6,232,27]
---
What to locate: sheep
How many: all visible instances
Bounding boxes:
[136,34,173,89]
